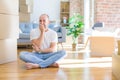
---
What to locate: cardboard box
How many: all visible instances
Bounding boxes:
[0,0,18,15]
[0,39,17,64]
[19,12,30,22]
[118,40,120,55]
[19,0,27,5]
[20,5,31,13]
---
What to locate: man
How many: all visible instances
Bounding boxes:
[19,14,66,69]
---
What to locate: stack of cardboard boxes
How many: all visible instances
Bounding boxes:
[19,0,33,22]
[0,0,19,64]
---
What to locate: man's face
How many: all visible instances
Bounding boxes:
[39,15,49,28]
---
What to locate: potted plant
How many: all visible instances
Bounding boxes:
[66,13,84,50]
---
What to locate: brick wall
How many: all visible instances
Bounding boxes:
[95,0,120,28]
[69,0,120,44]
[70,0,84,44]
[70,0,84,16]
[70,0,120,28]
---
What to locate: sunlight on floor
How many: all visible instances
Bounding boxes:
[58,57,112,63]
[58,57,112,68]
[60,62,112,68]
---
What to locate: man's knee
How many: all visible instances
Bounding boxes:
[59,50,66,57]
[19,51,28,60]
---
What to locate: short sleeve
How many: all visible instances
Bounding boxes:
[51,31,58,43]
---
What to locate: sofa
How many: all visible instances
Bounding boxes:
[17,22,38,45]
[17,22,66,46]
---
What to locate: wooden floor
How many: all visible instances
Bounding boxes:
[0,46,117,80]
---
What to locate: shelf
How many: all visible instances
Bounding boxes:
[61,23,69,27]
[60,1,69,26]
[60,12,69,14]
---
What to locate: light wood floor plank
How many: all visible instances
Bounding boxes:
[0,48,116,80]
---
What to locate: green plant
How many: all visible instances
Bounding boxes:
[66,13,84,44]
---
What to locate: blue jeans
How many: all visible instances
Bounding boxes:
[19,50,66,68]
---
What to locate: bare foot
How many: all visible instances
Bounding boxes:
[48,63,59,68]
[25,63,39,70]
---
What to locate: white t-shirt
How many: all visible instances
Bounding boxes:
[30,27,58,51]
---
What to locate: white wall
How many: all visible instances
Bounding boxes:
[31,0,60,23]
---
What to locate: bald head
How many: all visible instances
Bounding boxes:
[40,14,49,19]
[39,14,50,29]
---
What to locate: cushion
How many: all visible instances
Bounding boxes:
[19,23,33,33]
[53,26,61,32]
[33,23,39,29]
[19,33,30,39]
[48,23,55,29]
[19,23,25,33]
[19,29,22,33]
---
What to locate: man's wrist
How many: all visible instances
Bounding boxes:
[39,49,42,53]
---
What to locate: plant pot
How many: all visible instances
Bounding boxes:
[72,43,77,51]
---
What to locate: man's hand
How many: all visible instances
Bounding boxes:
[32,43,41,52]
[39,24,46,32]
[31,24,46,52]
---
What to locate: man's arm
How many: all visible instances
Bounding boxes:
[41,42,57,53]
[31,24,45,49]
[31,31,44,49]
[41,31,58,53]
[32,42,57,53]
